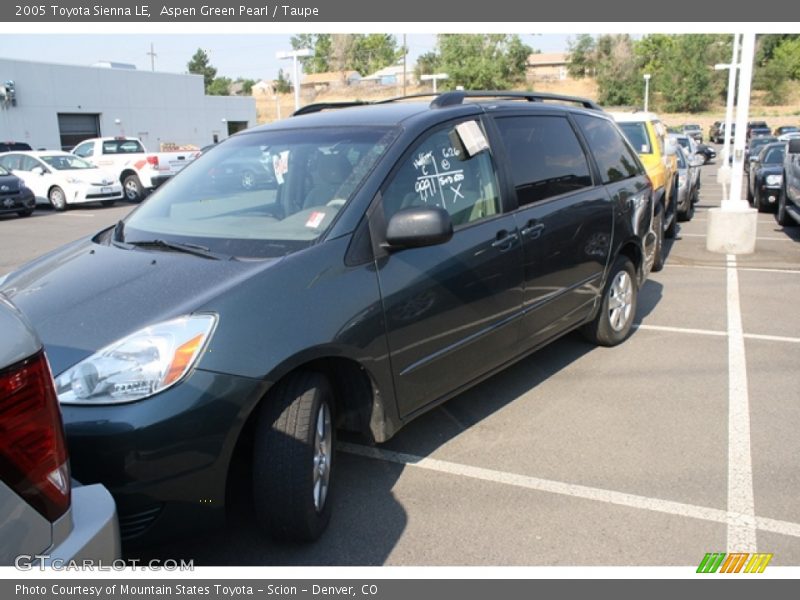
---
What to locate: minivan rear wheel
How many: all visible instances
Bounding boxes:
[582,256,637,347]
[252,371,335,542]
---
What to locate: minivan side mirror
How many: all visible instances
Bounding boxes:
[31,166,46,176]
[788,138,800,154]
[385,207,453,250]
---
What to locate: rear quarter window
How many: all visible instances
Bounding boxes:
[576,115,643,184]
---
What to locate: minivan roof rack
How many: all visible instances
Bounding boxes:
[429,91,602,111]
[292,90,602,117]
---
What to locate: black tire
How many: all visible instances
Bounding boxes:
[123,175,144,202]
[747,179,754,203]
[253,371,336,542]
[100,200,116,208]
[48,186,67,211]
[776,183,793,226]
[582,255,638,347]
[651,207,665,272]
[665,186,678,239]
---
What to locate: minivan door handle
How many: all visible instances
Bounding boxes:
[520,221,545,240]
[491,230,518,251]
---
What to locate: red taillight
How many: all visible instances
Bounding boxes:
[0,351,70,521]
[146,155,159,168]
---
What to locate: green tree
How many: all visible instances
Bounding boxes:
[275,68,292,94]
[432,34,532,90]
[207,76,232,96]
[291,34,331,74]
[350,34,400,76]
[594,35,641,106]
[414,51,440,81]
[187,48,217,93]
[236,78,256,95]
[567,34,596,79]
[657,35,720,112]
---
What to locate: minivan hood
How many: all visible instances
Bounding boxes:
[0,238,279,375]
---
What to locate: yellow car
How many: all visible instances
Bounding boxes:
[612,112,678,271]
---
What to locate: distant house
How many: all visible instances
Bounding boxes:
[300,71,361,93]
[362,64,416,87]
[228,81,246,96]
[526,52,569,82]
[252,80,276,97]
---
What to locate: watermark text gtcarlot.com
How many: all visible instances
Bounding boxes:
[14,556,194,571]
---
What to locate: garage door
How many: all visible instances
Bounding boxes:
[57,113,100,151]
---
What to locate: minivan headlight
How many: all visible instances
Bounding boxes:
[55,315,216,405]
[766,174,782,187]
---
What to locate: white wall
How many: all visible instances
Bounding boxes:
[0,58,257,150]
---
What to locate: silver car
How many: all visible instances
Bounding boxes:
[674,145,702,222]
[0,294,120,567]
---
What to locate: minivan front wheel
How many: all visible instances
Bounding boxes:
[582,256,637,347]
[253,371,336,542]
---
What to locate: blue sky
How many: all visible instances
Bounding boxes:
[0,33,572,82]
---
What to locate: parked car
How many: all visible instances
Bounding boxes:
[207,144,276,191]
[0,141,32,153]
[747,142,785,213]
[0,293,120,566]
[681,124,703,143]
[777,137,800,226]
[612,111,678,271]
[746,121,770,140]
[71,137,198,202]
[744,136,778,174]
[778,131,800,142]
[0,164,35,218]
[674,146,702,222]
[712,122,736,144]
[774,125,799,137]
[695,143,717,164]
[749,127,772,140]
[0,91,655,544]
[0,151,122,210]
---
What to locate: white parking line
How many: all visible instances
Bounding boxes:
[680,233,796,242]
[664,264,800,275]
[725,254,757,552]
[62,213,96,218]
[634,323,800,344]
[339,442,800,540]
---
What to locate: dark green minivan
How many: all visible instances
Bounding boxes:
[0,92,655,543]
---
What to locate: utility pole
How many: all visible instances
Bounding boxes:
[277,48,313,112]
[147,43,157,72]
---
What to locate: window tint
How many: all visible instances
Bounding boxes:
[577,115,642,184]
[101,139,145,154]
[20,156,41,171]
[494,116,592,207]
[0,154,19,170]
[382,122,500,228]
[762,146,785,164]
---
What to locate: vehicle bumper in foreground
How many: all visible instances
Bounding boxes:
[61,369,269,543]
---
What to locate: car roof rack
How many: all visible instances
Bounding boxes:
[429,91,602,111]
[292,90,602,117]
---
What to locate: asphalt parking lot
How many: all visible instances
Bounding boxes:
[2,154,799,566]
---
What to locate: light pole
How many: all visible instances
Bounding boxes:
[643,73,651,112]
[421,73,449,94]
[277,48,313,112]
[715,33,742,169]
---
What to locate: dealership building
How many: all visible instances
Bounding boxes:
[0,58,257,151]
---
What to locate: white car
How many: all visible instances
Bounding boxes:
[0,151,122,210]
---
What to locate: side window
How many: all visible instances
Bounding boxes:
[73,142,94,158]
[576,115,642,184]
[0,154,19,170]
[381,122,500,228]
[20,156,41,171]
[494,115,593,207]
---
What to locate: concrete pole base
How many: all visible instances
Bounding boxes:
[706,205,758,254]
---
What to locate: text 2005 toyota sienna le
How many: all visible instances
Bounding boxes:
[0,92,655,543]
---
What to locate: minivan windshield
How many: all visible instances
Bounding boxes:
[120,127,396,259]
[617,122,652,154]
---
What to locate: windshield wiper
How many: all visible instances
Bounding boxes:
[123,239,225,260]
